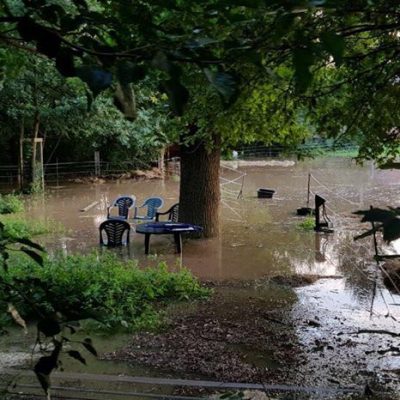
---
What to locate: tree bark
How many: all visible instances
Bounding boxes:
[179,133,221,238]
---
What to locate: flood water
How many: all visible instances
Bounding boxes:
[25,156,400,281]
[3,156,400,397]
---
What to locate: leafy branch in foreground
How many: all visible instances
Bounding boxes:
[1,245,210,397]
[0,221,98,398]
[354,207,400,243]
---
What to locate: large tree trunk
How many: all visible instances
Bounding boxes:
[179,134,221,238]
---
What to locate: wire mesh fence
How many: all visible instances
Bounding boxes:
[0,158,155,189]
[0,143,358,189]
[233,142,358,159]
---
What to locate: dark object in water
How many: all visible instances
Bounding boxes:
[314,194,334,233]
[297,207,315,216]
[257,188,275,198]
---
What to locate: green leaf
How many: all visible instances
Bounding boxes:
[34,359,52,394]
[116,61,146,85]
[38,319,61,337]
[76,66,113,97]
[320,32,345,66]
[383,218,400,242]
[67,350,86,365]
[293,47,314,93]
[162,79,189,116]
[272,13,296,41]
[15,238,45,252]
[185,37,219,50]
[114,82,137,120]
[82,338,98,356]
[20,247,43,266]
[56,49,76,77]
[354,228,376,241]
[354,208,396,223]
[203,69,238,104]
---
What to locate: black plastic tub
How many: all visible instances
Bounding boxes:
[257,188,275,198]
[297,207,315,216]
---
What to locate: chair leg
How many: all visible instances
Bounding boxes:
[144,233,151,255]
[174,233,182,254]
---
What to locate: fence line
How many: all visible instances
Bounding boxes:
[0,143,357,188]
[0,159,156,188]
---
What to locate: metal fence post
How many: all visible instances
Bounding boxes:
[94,151,101,176]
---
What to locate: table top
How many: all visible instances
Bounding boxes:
[135,222,203,234]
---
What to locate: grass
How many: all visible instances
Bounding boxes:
[0,214,62,238]
[320,148,359,158]
[0,194,24,214]
[1,252,210,331]
[297,217,315,231]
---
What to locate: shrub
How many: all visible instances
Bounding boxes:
[0,215,60,238]
[0,194,24,214]
[297,217,315,231]
[1,252,210,331]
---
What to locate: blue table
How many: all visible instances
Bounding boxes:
[135,222,203,254]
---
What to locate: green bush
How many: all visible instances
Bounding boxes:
[0,194,24,214]
[297,217,315,231]
[1,252,210,331]
[0,215,59,238]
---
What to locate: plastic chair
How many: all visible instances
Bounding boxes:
[155,203,179,223]
[107,195,136,220]
[99,219,131,246]
[134,197,164,222]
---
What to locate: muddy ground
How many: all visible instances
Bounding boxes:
[106,277,400,399]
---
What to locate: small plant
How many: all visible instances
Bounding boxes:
[0,194,24,214]
[298,217,315,231]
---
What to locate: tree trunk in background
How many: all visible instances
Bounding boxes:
[179,134,221,238]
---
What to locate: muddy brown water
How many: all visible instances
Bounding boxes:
[2,156,400,398]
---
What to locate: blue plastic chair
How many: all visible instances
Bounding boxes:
[134,197,164,222]
[99,219,130,246]
[155,203,179,223]
[107,195,136,220]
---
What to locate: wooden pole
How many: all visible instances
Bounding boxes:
[307,173,311,208]
[18,120,24,191]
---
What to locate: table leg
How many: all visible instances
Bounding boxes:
[174,233,182,253]
[144,233,150,255]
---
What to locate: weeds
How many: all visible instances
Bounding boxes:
[1,252,210,331]
[0,214,61,238]
[0,194,24,214]
[297,217,315,231]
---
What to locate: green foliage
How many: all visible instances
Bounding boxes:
[1,252,210,331]
[0,215,58,238]
[0,56,172,165]
[217,79,313,147]
[298,217,315,231]
[0,194,24,214]
[354,207,400,243]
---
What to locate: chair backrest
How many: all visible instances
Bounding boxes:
[142,197,164,219]
[99,220,130,246]
[113,195,136,219]
[168,203,179,222]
